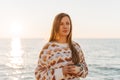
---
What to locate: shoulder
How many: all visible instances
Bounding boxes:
[41,41,56,48]
[39,41,59,57]
[72,41,81,48]
[72,41,85,57]
[39,42,52,57]
[72,41,82,52]
[42,42,51,50]
[41,41,59,52]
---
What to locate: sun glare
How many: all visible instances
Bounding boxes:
[6,37,24,80]
[7,37,24,68]
[10,22,23,38]
[6,22,24,69]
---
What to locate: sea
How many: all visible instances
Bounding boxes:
[0,38,120,80]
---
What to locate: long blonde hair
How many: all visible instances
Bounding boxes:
[49,13,80,64]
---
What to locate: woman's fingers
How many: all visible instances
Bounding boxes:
[62,65,79,75]
[65,66,75,73]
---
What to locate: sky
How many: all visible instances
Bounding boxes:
[0,0,120,39]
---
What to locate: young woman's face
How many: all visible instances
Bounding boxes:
[59,16,71,37]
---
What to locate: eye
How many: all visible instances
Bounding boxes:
[60,22,64,25]
[66,22,70,25]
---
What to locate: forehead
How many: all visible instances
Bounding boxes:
[61,16,70,22]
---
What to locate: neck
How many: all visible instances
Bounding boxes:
[56,36,67,43]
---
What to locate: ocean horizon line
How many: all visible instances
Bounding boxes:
[0,37,120,40]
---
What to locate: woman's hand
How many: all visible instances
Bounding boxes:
[62,63,80,76]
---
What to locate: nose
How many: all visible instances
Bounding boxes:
[63,24,68,29]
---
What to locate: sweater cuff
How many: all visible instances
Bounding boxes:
[54,68,64,79]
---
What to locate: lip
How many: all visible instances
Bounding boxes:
[63,30,68,33]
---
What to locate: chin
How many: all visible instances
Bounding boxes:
[62,34,69,37]
[60,32,69,37]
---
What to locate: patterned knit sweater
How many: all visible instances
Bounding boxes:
[35,41,88,80]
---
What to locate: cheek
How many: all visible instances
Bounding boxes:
[68,26,71,32]
[59,26,62,32]
[59,26,63,34]
[69,26,71,30]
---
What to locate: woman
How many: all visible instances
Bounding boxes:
[35,13,88,80]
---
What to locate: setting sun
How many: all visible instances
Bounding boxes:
[10,22,23,38]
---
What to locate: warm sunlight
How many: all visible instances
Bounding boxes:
[10,22,23,38]
[7,38,24,68]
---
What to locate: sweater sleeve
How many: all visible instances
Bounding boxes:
[35,42,64,80]
[73,42,88,78]
[34,43,50,80]
[76,49,88,78]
